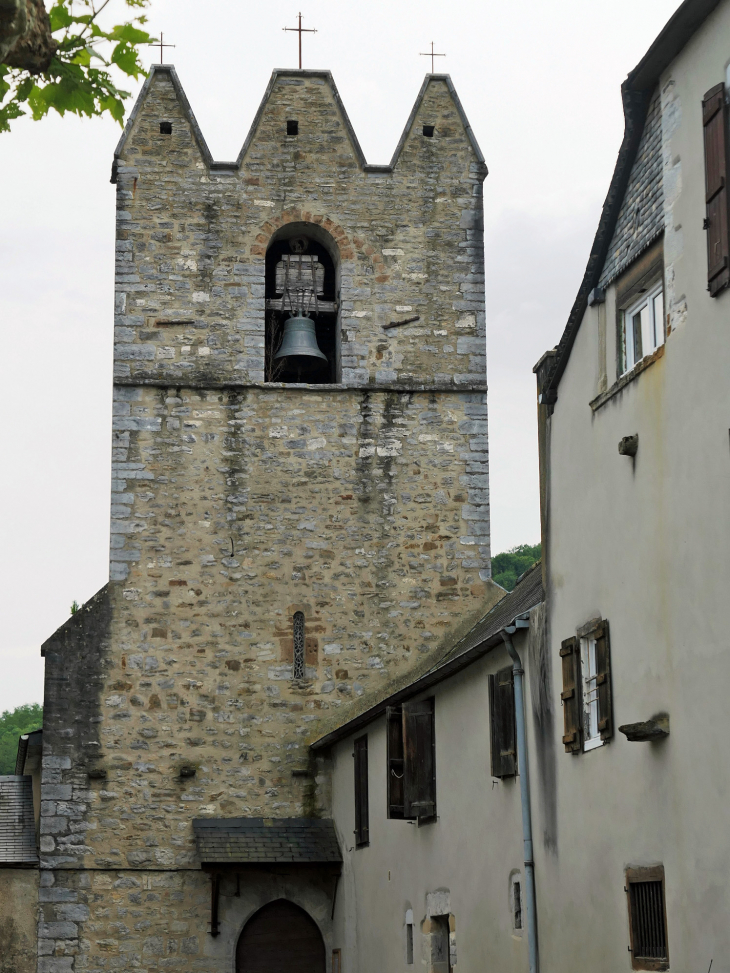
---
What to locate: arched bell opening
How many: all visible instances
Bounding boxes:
[235,898,326,973]
[265,223,340,384]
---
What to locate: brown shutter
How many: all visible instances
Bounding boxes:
[354,735,369,847]
[490,666,517,778]
[594,621,613,741]
[560,636,582,753]
[402,698,436,821]
[386,706,406,819]
[703,83,730,296]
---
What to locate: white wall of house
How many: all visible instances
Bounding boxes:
[329,636,531,973]
[541,3,730,970]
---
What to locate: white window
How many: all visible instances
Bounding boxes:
[622,282,664,373]
[580,637,603,752]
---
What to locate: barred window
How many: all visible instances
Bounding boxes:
[293,611,305,679]
[626,866,669,971]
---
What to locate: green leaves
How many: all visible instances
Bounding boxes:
[1,0,155,132]
[0,703,43,775]
[491,543,541,592]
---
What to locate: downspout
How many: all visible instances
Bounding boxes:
[503,619,539,973]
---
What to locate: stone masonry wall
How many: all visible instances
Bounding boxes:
[38,66,498,971]
[112,68,487,392]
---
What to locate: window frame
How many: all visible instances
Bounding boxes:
[386,698,437,823]
[580,635,603,752]
[626,865,669,972]
[621,281,665,375]
[561,619,613,755]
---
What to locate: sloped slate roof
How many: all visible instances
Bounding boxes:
[193,817,342,865]
[441,563,543,664]
[538,0,722,404]
[311,563,543,751]
[0,777,38,865]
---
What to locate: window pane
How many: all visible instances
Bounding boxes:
[653,290,665,348]
[639,304,652,360]
[581,637,601,748]
[633,310,644,364]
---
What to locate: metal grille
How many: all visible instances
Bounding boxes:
[630,881,667,959]
[293,611,305,679]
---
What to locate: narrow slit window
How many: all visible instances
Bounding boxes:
[423,124,435,138]
[293,611,305,679]
[512,877,523,930]
[159,121,172,135]
[287,119,299,136]
[406,910,414,965]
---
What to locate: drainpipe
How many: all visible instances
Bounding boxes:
[502,618,539,973]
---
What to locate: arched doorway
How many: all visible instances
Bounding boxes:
[236,899,326,973]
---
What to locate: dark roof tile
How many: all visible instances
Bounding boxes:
[192,817,342,865]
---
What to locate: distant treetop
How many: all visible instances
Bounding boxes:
[492,543,541,592]
[0,702,43,775]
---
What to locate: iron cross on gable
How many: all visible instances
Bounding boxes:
[151,32,175,64]
[420,41,445,74]
[283,12,317,70]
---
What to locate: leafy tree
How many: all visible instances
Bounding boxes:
[0,0,154,133]
[0,703,42,775]
[492,543,541,592]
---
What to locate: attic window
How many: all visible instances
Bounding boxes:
[423,125,435,138]
[287,119,299,136]
[160,122,172,135]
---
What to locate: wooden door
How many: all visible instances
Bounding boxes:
[236,899,326,973]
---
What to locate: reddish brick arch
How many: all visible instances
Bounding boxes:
[250,208,388,282]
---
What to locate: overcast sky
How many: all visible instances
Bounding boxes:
[0,0,680,712]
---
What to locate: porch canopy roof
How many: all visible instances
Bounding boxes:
[193,817,342,867]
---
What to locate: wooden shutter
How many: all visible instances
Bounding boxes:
[560,636,582,753]
[594,620,613,741]
[386,706,406,819]
[402,698,436,821]
[703,83,730,296]
[354,735,369,847]
[489,666,517,778]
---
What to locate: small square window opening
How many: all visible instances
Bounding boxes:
[622,282,664,374]
[423,125,435,138]
[159,122,172,135]
[287,119,299,136]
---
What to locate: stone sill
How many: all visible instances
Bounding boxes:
[589,344,664,413]
[113,378,488,394]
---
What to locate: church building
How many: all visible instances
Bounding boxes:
[0,64,500,972]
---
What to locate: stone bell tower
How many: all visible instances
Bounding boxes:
[37,65,497,969]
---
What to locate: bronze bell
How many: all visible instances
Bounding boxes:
[274,314,328,371]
